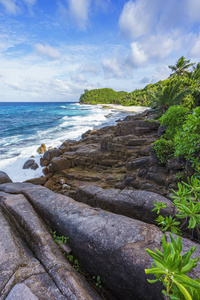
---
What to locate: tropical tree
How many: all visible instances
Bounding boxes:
[169,56,195,77]
[151,79,192,112]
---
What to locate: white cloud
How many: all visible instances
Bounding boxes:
[0,0,19,15]
[0,0,36,15]
[80,63,101,75]
[126,42,147,67]
[70,73,87,83]
[34,43,61,59]
[67,0,91,30]
[142,33,181,60]
[118,0,156,40]
[102,57,123,78]
[5,81,24,90]
[150,65,171,83]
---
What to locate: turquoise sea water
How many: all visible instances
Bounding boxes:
[0,102,131,181]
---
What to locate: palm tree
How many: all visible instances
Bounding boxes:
[189,63,200,81]
[168,56,195,77]
[151,79,192,112]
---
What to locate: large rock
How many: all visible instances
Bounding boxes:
[23,159,39,170]
[49,155,71,172]
[0,171,12,184]
[0,182,164,300]
[76,186,174,224]
[0,190,101,300]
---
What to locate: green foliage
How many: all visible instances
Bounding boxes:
[79,81,164,107]
[159,106,189,139]
[181,94,195,109]
[169,56,195,77]
[67,255,80,272]
[151,79,192,112]
[171,177,200,232]
[53,231,69,245]
[92,275,102,288]
[174,107,200,173]
[152,176,200,238]
[155,215,181,234]
[152,200,167,214]
[153,138,174,164]
[145,233,200,300]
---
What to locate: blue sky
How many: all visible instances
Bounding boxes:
[0,0,200,102]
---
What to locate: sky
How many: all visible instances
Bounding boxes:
[0,0,200,102]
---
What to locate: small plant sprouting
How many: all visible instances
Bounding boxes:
[67,255,80,272]
[155,215,181,235]
[152,200,167,214]
[93,275,102,289]
[53,231,69,245]
[145,233,200,300]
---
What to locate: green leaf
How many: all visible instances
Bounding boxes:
[172,279,193,300]
[147,279,159,284]
[188,216,197,228]
[175,274,200,289]
[145,268,166,275]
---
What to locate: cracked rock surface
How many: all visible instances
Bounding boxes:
[0,182,200,300]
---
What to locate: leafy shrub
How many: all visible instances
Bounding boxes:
[153,176,200,238]
[145,233,200,300]
[159,105,189,139]
[181,94,195,109]
[174,107,200,172]
[153,138,174,164]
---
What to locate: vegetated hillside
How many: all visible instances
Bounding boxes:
[79,81,165,107]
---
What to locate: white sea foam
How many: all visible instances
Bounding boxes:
[0,103,128,182]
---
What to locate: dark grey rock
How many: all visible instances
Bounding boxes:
[0,190,101,300]
[146,172,168,185]
[167,157,184,171]
[23,159,35,169]
[127,157,150,170]
[157,125,167,137]
[0,182,164,300]
[31,163,39,170]
[0,171,12,184]
[76,185,174,224]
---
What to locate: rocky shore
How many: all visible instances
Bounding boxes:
[28,108,182,197]
[0,109,199,300]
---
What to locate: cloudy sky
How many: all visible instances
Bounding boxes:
[0,0,200,102]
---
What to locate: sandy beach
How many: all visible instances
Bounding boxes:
[101,104,151,113]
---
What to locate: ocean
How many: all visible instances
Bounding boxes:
[0,102,134,182]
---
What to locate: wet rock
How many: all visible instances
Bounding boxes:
[0,171,12,184]
[37,143,47,154]
[23,159,38,170]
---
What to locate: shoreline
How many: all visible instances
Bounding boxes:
[0,103,150,182]
[100,103,151,113]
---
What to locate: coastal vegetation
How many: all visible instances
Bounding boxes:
[79,56,200,110]
[79,82,163,107]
